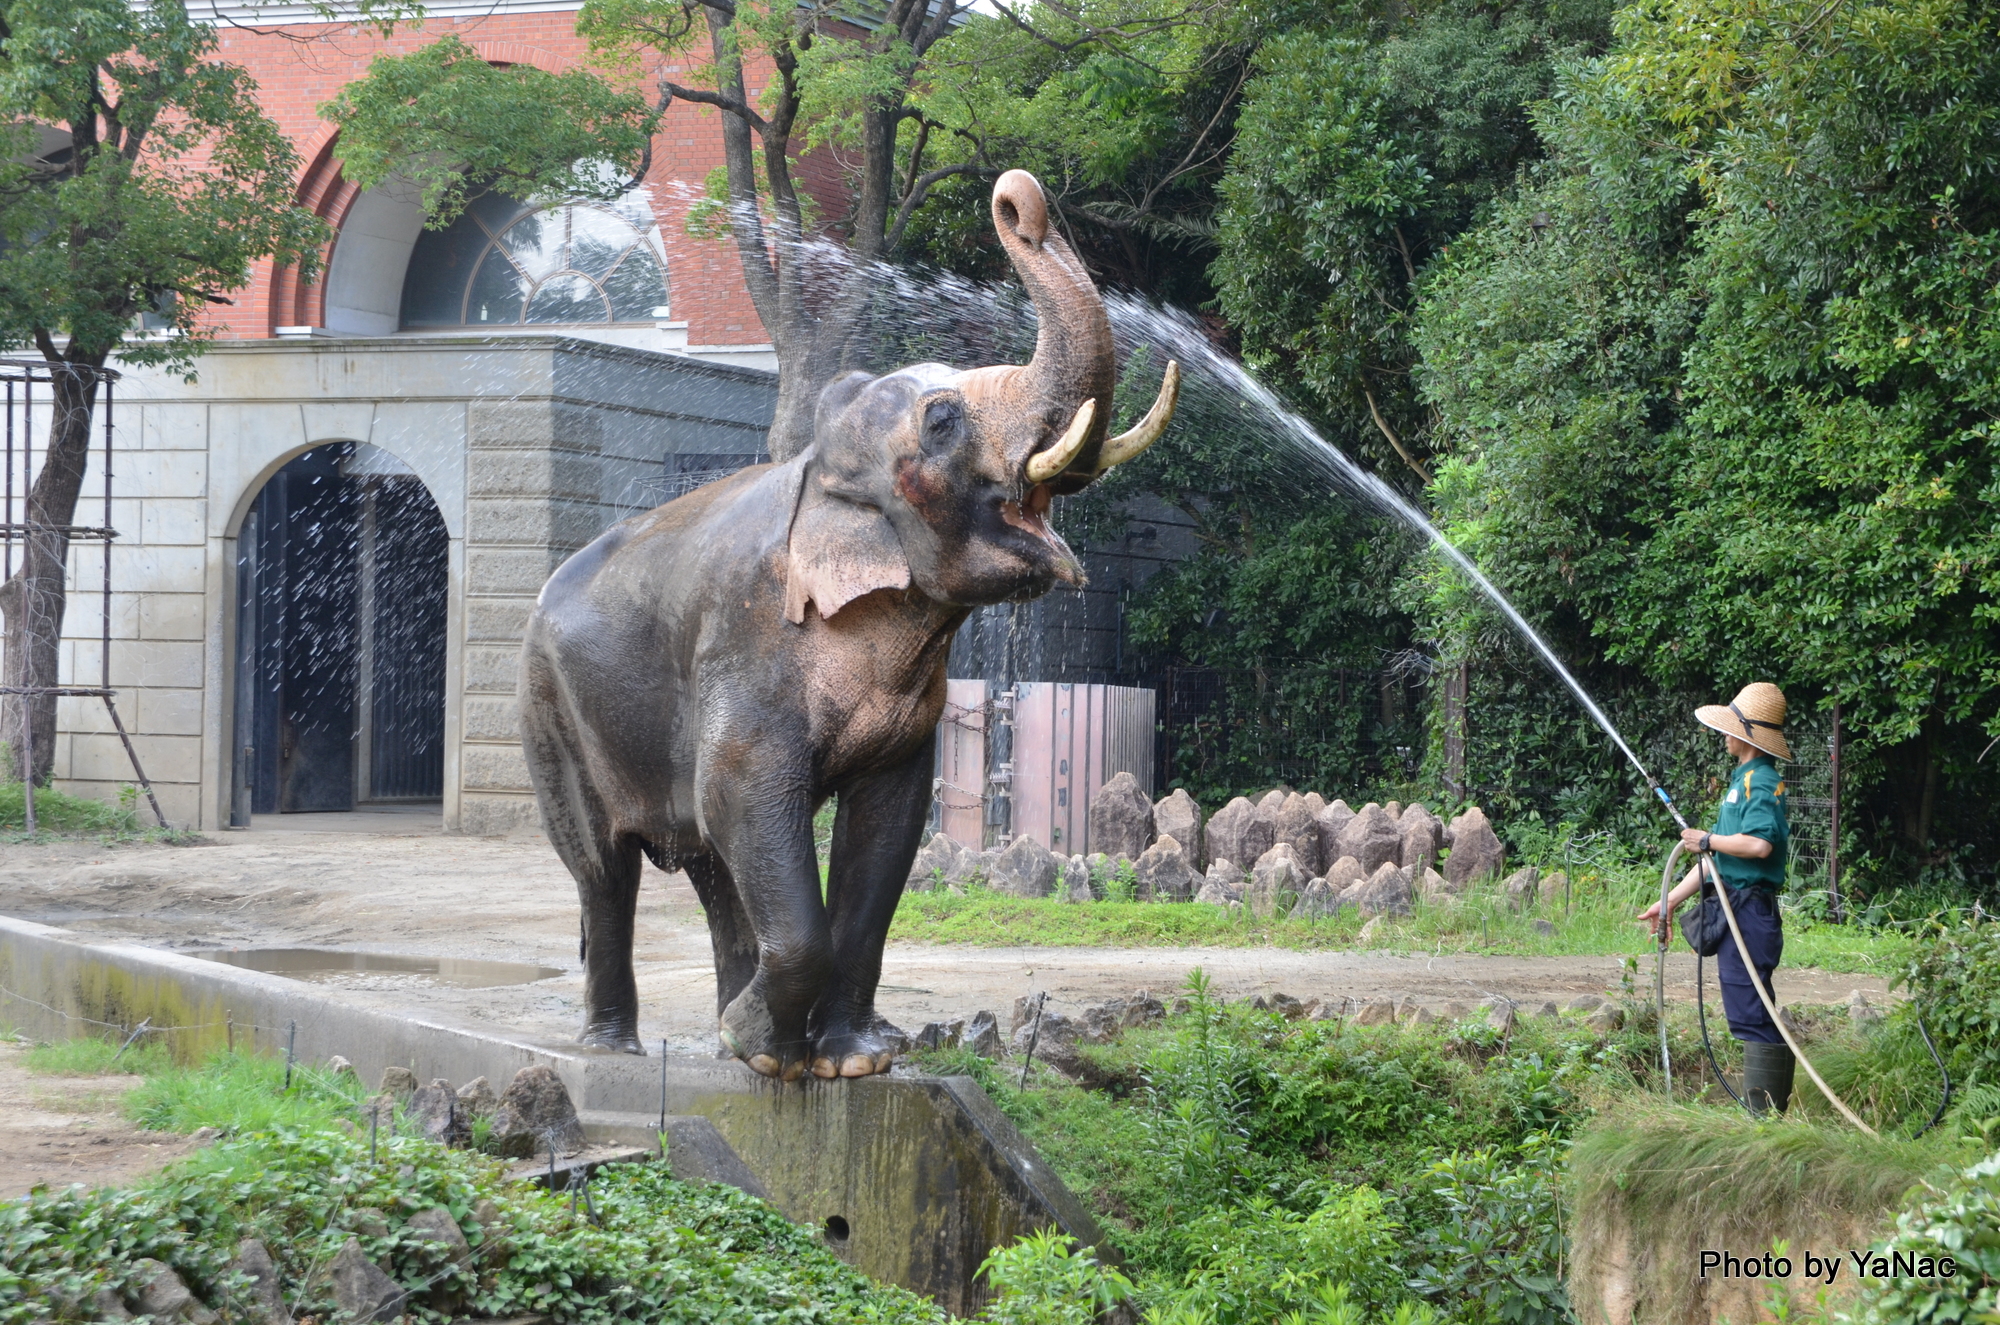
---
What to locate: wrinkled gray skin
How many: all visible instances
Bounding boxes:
[519,171,1171,1080]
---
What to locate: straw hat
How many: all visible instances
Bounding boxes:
[1696,682,1790,760]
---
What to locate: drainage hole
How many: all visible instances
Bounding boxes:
[823,1215,851,1243]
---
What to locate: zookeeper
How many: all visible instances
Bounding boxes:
[1637,681,1794,1113]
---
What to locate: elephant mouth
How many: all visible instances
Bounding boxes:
[1002,483,1084,586]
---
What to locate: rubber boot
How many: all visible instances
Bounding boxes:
[1741,1041,1796,1115]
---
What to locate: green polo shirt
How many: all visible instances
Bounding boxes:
[1709,753,1788,894]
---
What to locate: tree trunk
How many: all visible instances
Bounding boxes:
[0,361,104,785]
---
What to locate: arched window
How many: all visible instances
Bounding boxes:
[399,192,669,329]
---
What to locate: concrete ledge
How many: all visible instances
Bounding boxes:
[0,914,1102,1314]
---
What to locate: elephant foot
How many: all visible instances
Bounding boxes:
[578,1024,645,1055]
[719,989,808,1082]
[809,1015,907,1079]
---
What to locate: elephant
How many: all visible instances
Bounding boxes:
[518,169,1179,1081]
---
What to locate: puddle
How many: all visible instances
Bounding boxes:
[194,948,566,989]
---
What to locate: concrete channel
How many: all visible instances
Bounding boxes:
[0,914,1106,1315]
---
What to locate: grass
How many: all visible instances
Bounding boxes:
[0,778,199,843]
[890,866,1910,976]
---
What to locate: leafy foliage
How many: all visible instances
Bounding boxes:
[320,34,661,228]
[1851,1148,2000,1325]
[1899,916,2000,1090]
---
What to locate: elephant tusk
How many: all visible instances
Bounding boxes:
[1096,360,1181,472]
[1025,398,1096,483]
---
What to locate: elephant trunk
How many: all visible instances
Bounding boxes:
[990,171,1116,484]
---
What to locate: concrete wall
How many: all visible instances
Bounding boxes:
[44,335,774,832]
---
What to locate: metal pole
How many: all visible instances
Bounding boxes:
[5,379,13,581]
[20,693,33,835]
[101,378,112,692]
[1828,700,1843,923]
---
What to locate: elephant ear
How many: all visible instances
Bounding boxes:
[784,483,910,625]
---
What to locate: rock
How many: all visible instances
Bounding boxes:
[1206,798,1274,882]
[328,1239,405,1324]
[1248,843,1307,917]
[1088,771,1155,860]
[1486,1000,1517,1034]
[1532,1000,1560,1019]
[1357,915,1385,941]
[407,1080,464,1147]
[1352,862,1414,918]
[1565,994,1605,1014]
[325,1055,357,1081]
[468,1199,509,1261]
[1443,1002,1472,1021]
[378,1066,417,1098]
[1335,804,1403,875]
[490,1065,586,1159]
[1533,919,1558,937]
[1302,792,1327,815]
[1122,994,1166,1028]
[1010,1013,1089,1080]
[1443,807,1505,888]
[350,1208,390,1239]
[404,1207,472,1268]
[1408,1004,1440,1026]
[454,1077,497,1119]
[1290,877,1345,920]
[906,833,965,891]
[1383,801,1403,819]
[1417,866,1452,906]
[1258,789,1289,814]
[1847,991,1884,1025]
[1538,870,1569,906]
[93,1287,134,1321]
[1350,998,1395,1026]
[1152,790,1205,869]
[1267,993,1306,1020]
[1133,834,1201,902]
[965,1010,1002,1058]
[1586,1004,1626,1033]
[132,1260,217,1325]
[1315,799,1356,868]
[1274,793,1323,876]
[1399,805,1443,873]
[1063,855,1094,903]
[1194,878,1239,907]
[989,834,1061,898]
[946,848,996,890]
[1502,867,1540,910]
[1323,854,1367,897]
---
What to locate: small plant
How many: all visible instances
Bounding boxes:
[1101,859,1139,904]
[1898,914,2000,1089]
[979,1228,1133,1324]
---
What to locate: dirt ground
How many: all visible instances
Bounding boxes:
[0,814,1895,1066]
[0,1038,207,1198]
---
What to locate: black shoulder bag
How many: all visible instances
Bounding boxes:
[1679,880,1729,957]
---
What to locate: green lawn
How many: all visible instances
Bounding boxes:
[889,869,1911,977]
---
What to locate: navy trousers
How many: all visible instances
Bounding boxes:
[1715,888,1784,1044]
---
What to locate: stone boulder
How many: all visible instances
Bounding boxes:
[1399,804,1443,873]
[906,833,965,891]
[1088,771,1155,859]
[1538,871,1569,907]
[1335,803,1403,874]
[1194,868,1241,906]
[1273,793,1323,876]
[1258,789,1289,815]
[1501,866,1540,910]
[1351,862,1415,918]
[1315,799,1356,867]
[1247,843,1307,917]
[1416,866,1451,906]
[405,1207,473,1268]
[1010,1013,1095,1082]
[1383,801,1403,820]
[232,1240,289,1325]
[1323,854,1367,897]
[1302,791,1327,816]
[1133,834,1200,902]
[964,1010,1002,1058]
[946,848,996,890]
[1206,798,1273,876]
[1152,789,1205,869]
[990,835,1061,897]
[378,1066,417,1098]
[490,1064,586,1159]
[1350,999,1396,1026]
[1061,855,1093,902]
[1443,806,1505,888]
[132,1260,217,1325]
[328,1241,405,1324]
[1291,877,1345,920]
[407,1079,465,1147]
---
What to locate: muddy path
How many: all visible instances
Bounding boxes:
[0,825,1893,1060]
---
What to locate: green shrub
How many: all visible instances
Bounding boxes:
[1402,1134,1569,1325]
[1899,917,2000,1090]
[1850,1145,2000,1325]
[0,780,140,834]
[979,1229,1133,1324]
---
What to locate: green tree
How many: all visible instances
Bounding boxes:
[0,0,344,785]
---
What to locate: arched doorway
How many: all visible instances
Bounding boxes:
[230,442,449,820]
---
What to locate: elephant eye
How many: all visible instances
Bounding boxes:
[920,398,962,455]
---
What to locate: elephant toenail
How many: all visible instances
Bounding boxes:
[874,1051,895,1073]
[781,1061,807,1082]
[748,1053,781,1077]
[811,1057,839,1079]
[840,1053,875,1077]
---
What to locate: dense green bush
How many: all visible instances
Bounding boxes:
[0,1128,946,1325]
[1851,1146,2000,1325]
[1900,917,2000,1091]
